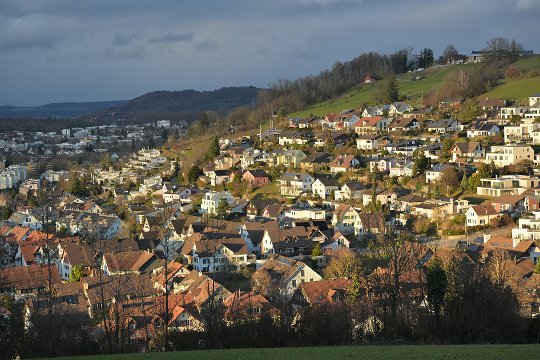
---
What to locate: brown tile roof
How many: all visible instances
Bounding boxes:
[0,264,61,293]
[471,205,497,216]
[103,250,156,273]
[300,278,351,305]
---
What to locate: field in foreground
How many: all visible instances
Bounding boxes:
[46,344,540,360]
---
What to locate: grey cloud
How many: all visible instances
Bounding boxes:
[148,32,194,44]
[104,45,146,60]
[515,0,540,10]
[0,14,63,51]
[195,39,219,51]
[113,32,139,46]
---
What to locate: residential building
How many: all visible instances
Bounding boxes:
[485,145,534,167]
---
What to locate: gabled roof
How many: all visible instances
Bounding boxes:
[300,278,351,305]
[103,250,157,273]
[470,205,497,216]
[453,141,481,154]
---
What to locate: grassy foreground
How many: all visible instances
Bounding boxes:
[47,344,540,360]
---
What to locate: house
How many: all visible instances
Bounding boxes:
[206,169,231,187]
[426,119,461,133]
[478,97,506,111]
[329,155,360,174]
[332,205,359,235]
[362,189,398,207]
[389,160,414,177]
[426,164,455,183]
[278,131,309,146]
[101,250,158,276]
[477,175,540,196]
[185,235,251,273]
[246,198,280,219]
[311,176,339,199]
[489,194,526,213]
[388,117,419,132]
[275,149,307,168]
[0,264,61,298]
[485,145,533,167]
[295,278,351,306]
[57,242,94,281]
[356,135,380,150]
[163,186,192,203]
[8,210,45,230]
[277,172,314,197]
[354,116,388,133]
[356,212,386,234]
[334,182,365,201]
[223,291,278,323]
[300,152,333,172]
[388,102,413,116]
[467,122,500,138]
[394,194,426,212]
[369,157,398,173]
[242,170,270,188]
[450,141,485,162]
[55,211,123,239]
[200,191,235,215]
[466,205,497,227]
[252,255,322,301]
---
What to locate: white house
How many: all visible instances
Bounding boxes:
[278,172,314,197]
[466,205,497,227]
[311,176,339,200]
[200,191,235,215]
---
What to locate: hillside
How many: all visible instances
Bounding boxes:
[289,56,540,118]
[41,344,540,360]
[0,100,128,118]
[88,86,261,123]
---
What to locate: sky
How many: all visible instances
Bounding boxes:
[1,0,539,106]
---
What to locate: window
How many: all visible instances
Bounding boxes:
[300,270,305,277]
[292,280,297,287]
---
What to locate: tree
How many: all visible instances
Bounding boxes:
[207,137,220,160]
[505,66,522,80]
[374,75,399,104]
[311,243,322,257]
[460,173,468,191]
[69,265,84,282]
[484,37,523,62]
[458,99,482,123]
[1,206,13,220]
[441,45,459,64]
[324,248,363,279]
[216,197,229,219]
[188,165,202,186]
[412,149,430,177]
[70,176,88,197]
[426,259,448,325]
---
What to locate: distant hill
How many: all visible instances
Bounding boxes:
[0,100,129,118]
[87,86,262,124]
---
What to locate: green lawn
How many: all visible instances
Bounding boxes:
[46,344,540,360]
[481,76,540,102]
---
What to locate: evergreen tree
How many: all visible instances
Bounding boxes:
[458,99,482,123]
[216,198,229,219]
[461,173,468,190]
[188,165,202,186]
[348,273,362,302]
[207,137,220,160]
[427,259,448,324]
[386,75,399,103]
[412,150,430,177]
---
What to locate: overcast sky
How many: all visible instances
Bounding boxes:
[1,0,539,106]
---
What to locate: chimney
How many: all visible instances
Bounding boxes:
[483,233,491,244]
[512,237,520,248]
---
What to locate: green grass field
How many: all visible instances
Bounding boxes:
[288,56,540,118]
[46,344,540,360]
[481,77,540,102]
